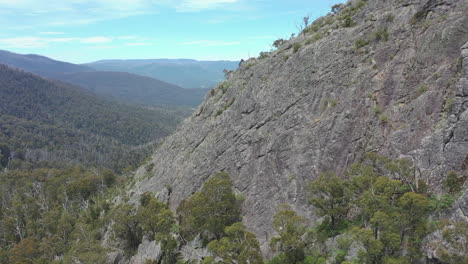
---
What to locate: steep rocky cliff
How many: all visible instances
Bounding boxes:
[129,0,468,259]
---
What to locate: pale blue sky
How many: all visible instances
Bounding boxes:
[0,0,345,63]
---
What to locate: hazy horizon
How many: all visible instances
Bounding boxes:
[0,0,345,64]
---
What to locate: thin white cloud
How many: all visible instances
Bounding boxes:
[0,37,47,48]
[0,36,115,48]
[0,0,242,15]
[176,0,240,11]
[247,35,275,40]
[88,45,119,50]
[180,40,241,46]
[0,36,78,48]
[0,0,243,30]
[117,36,138,40]
[125,42,153,46]
[80,37,112,44]
[39,31,65,35]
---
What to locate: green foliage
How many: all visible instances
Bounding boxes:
[259,51,269,59]
[137,193,175,238]
[109,193,179,262]
[300,154,439,263]
[354,0,368,10]
[354,27,389,51]
[372,28,389,42]
[63,238,107,264]
[209,88,217,97]
[218,81,230,94]
[157,234,179,264]
[308,172,351,236]
[416,84,428,96]
[331,4,343,14]
[303,255,327,264]
[112,203,142,253]
[438,222,468,263]
[273,38,286,49]
[0,65,186,171]
[385,14,395,23]
[337,0,368,28]
[8,238,42,264]
[445,170,466,194]
[430,194,455,213]
[102,169,117,186]
[0,167,121,262]
[411,11,425,25]
[342,15,354,27]
[353,227,384,263]
[382,256,410,264]
[398,192,430,229]
[373,105,382,115]
[323,16,335,26]
[457,56,463,72]
[270,204,306,263]
[293,43,302,53]
[206,222,263,264]
[444,97,455,112]
[321,98,338,110]
[178,172,242,242]
[216,97,237,117]
[0,144,10,168]
[379,114,389,124]
[354,38,369,50]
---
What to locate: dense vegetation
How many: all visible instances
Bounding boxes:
[0,64,187,171]
[117,156,465,264]
[266,154,467,264]
[0,167,118,263]
[0,50,93,77]
[0,50,211,108]
[0,156,465,263]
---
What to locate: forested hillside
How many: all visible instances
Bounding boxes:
[0,64,186,171]
[0,50,93,76]
[0,50,211,108]
[49,71,208,107]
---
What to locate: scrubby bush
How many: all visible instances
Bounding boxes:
[270,204,307,263]
[445,171,466,194]
[178,172,242,242]
[293,42,302,53]
[417,84,428,96]
[372,28,389,42]
[206,222,263,264]
[273,38,286,49]
[354,38,369,50]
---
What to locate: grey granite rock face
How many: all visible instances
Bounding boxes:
[180,234,210,262]
[131,0,468,253]
[129,239,161,264]
[106,251,128,264]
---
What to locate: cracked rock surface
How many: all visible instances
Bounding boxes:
[129,0,468,253]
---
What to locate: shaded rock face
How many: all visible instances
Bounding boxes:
[132,0,468,250]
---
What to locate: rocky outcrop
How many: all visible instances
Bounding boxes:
[180,234,210,262]
[423,189,468,262]
[129,239,161,264]
[131,0,468,254]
